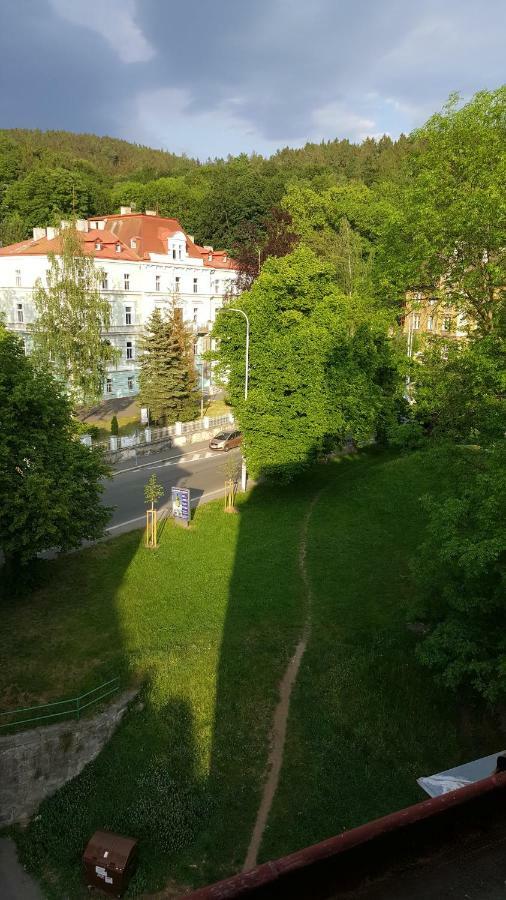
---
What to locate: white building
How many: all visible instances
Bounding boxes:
[0,208,239,398]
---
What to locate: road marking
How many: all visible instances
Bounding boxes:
[106,486,227,532]
[111,448,234,477]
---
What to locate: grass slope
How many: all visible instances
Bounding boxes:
[2,450,502,897]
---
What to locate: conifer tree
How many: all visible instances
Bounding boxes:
[139,304,198,425]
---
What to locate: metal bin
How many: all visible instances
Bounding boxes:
[83,830,138,897]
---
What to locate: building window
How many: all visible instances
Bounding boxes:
[214,279,220,293]
[115,243,121,253]
[106,378,113,394]
[427,315,433,331]
[16,302,24,323]
[174,276,180,293]
[442,317,452,332]
[413,314,420,330]
[193,277,198,293]
[101,274,108,290]
[15,269,21,287]
[193,306,198,323]
[155,275,161,291]
[130,239,137,249]
[128,376,134,390]
[126,341,133,360]
[125,306,132,325]
[178,246,182,259]
[95,241,102,251]
[124,273,130,291]
[172,248,177,259]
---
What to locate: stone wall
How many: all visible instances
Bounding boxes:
[0,689,138,827]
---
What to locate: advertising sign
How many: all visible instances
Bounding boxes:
[171,487,191,524]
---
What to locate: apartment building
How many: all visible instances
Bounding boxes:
[403,290,468,346]
[0,208,239,398]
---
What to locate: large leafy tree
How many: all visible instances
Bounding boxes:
[413,331,506,443]
[386,89,506,332]
[0,325,110,584]
[282,179,397,300]
[139,305,198,425]
[414,443,506,702]
[213,247,401,482]
[31,223,118,404]
[1,165,108,233]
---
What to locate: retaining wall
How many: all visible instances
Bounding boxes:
[0,689,138,827]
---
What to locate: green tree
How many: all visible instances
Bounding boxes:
[213,247,401,482]
[385,89,506,332]
[414,443,506,702]
[2,166,103,232]
[0,325,111,586]
[282,179,396,298]
[139,305,198,425]
[31,223,118,404]
[144,473,165,508]
[413,332,506,443]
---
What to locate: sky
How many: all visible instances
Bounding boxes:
[1,0,504,160]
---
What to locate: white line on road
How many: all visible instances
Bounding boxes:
[111,449,232,477]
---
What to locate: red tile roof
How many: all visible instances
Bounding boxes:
[0,214,237,269]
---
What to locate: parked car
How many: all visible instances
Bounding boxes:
[209,430,242,451]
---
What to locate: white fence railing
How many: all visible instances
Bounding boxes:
[83,412,234,453]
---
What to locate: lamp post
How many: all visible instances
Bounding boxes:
[225,307,250,491]
[199,360,205,418]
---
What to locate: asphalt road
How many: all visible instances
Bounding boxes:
[102,440,242,535]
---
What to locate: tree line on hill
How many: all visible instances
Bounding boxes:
[0,127,411,249]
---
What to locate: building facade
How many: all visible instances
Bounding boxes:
[0,209,239,398]
[403,290,468,346]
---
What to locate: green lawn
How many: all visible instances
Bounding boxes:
[3,450,502,897]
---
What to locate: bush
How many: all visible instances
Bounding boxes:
[110,415,119,436]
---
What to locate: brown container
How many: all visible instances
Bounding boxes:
[83,831,138,897]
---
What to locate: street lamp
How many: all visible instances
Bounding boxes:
[224,307,250,491]
[199,360,205,418]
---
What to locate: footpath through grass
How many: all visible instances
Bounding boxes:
[2,450,503,897]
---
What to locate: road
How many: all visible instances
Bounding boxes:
[102,440,242,535]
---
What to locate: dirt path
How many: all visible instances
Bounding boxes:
[243,492,320,872]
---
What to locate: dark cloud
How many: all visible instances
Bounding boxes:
[0,0,504,158]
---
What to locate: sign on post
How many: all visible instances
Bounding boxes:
[171,487,191,526]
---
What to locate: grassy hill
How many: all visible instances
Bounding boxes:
[3,449,502,897]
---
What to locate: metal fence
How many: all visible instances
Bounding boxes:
[88,412,234,452]
[0,676,120,731]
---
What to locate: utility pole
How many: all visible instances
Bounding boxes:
[226,307,250,491]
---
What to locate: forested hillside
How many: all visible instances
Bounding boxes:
[0,127,411,251]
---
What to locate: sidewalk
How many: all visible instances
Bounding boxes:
[0,839,42,900]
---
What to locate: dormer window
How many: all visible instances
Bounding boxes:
[115,243,121,253]
[172,248,176,259]
[208,253,212,262]
[95,241,102,251]
[223,254,227,262]
[130,239,137,249]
